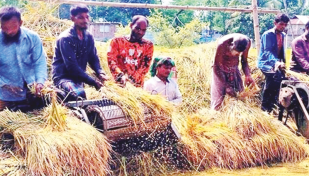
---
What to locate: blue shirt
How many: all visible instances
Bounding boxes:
[0,27,47,101]
[257,28,286,73]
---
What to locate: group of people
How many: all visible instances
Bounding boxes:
[0,5,182,111]
[212,13,309,113]
[2,4,308,114]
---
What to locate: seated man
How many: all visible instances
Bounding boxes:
[107,15,153,87]
[52,4,108,102]
[144,57,182,105]
[291,21,309,74]
[0,6,47,111]
[211,33,254,110]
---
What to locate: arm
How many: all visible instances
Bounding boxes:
[88,36,105,75]
[241,40,254,86]
[257,32,280,72]
[32,35,47,84]
[107,38,122,79]
[291,39,309,71]
[213,41,230,88]
[31,35,48,96]
[170,83,182,105]
[59,37,97,86]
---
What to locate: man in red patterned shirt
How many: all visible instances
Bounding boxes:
[107,15,154,87]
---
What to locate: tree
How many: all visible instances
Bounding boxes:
[0,0,28,7]
[147,10,206,47]
[58,0,159,25]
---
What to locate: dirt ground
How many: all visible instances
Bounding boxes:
[175,147,309,176]
[188,157,309,176]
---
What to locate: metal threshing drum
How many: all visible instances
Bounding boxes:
[292,83,309,138]
[67,99,180,155]
[281,80,309,138]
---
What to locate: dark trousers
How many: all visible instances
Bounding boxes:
[0,92,47,112]
[56,80,86,103]
[261,72,285,112]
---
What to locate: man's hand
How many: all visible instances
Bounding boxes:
[119,75,128,87]
[244,76,255,87]
[115,74,127,87]
[226,86,237,97]
[35,83,44,97]
[290,60,296,67]
[275,62,286,72]
[94,80,103,90]
[97,73,109,82]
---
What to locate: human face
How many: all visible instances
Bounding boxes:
[157,64,173,79]
[230,49,242,57]
[229,44,242,57]
[274,21,288,32]
[71,12,90,30]
[1,16,22,38]
[130,20,147,41]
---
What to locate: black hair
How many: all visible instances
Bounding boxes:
[70,4,89,16]
[275,13,290,23]
[0,6,21,22]
[235,39,248,52]
[132,15,149,26]
[306,21,309,30]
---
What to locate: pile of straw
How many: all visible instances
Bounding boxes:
[22,1,71,59]
[86,81,174,123]
[0,104,111,175]
[175,98,308,170]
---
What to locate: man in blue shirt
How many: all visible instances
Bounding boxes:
[0,7,47,111]
[257,13,290,112]
[52,4,108,101]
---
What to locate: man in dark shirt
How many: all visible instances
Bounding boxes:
[291,21,309,74]
[52,4,107,101]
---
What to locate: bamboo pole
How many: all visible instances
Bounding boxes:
[252,0,261,53]
[57,0,280,14]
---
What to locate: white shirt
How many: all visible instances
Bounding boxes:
[144,76,182,105]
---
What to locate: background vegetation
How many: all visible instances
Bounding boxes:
[2,0,309,48]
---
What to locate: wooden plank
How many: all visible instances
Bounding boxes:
[57,0,280,14]
[252,0,261,53]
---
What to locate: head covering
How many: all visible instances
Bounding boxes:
[149,56,175,77]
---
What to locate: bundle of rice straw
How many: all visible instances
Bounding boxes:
[286,70,309,83]
[86,81,174,124]
[0,103,111,175]
[174,97,308,170]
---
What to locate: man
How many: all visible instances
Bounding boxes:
[52,4,108,101]
[290,21,309,73]
[211,33,254,110]
[257,13,290,112]
[0,6,47,111]
[107,15,154,87]
[144,57,182,105]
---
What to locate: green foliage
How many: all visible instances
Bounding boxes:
[226,13,254,39]
[114,24,131,37]
[0,0,28,8]
[58,0,159,25]
[148,11,206,48]
[259,13,276,35]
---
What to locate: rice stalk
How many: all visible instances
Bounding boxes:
[0,109,111,175]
